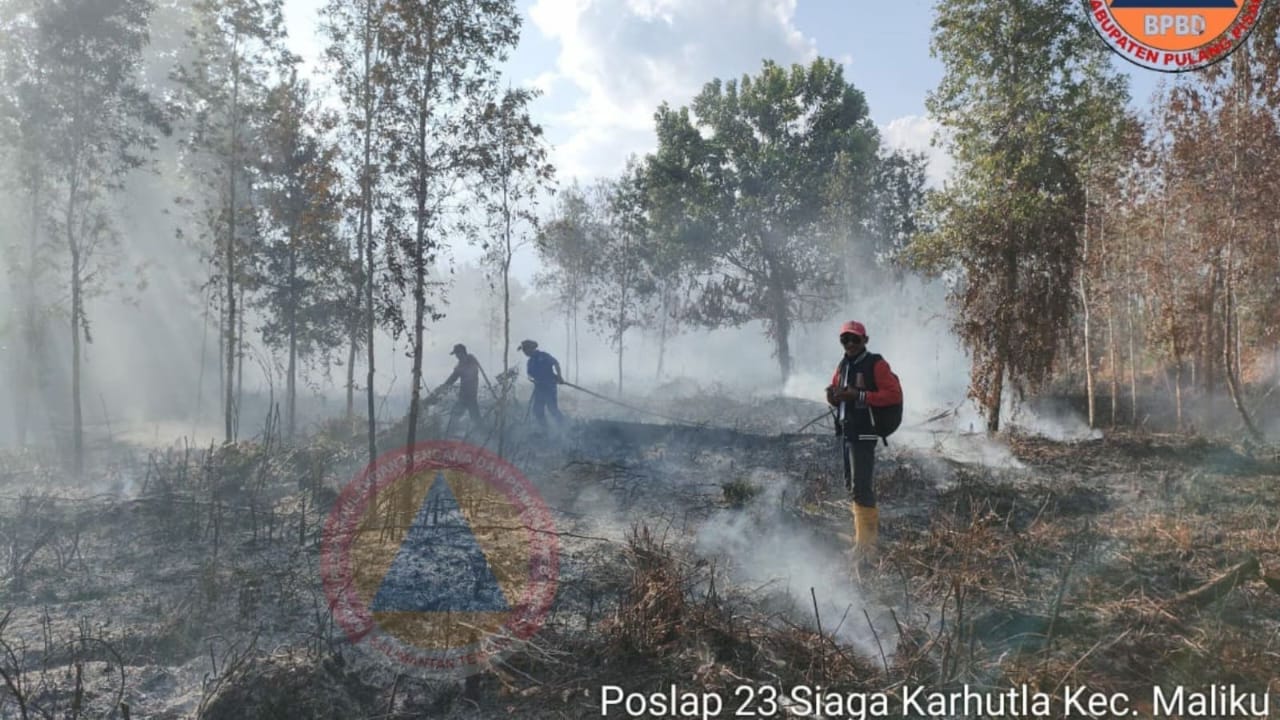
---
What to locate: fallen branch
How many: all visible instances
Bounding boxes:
[1171,554,1259,608]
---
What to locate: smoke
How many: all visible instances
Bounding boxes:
[1007,399,1104,443]
[693,469,888,656]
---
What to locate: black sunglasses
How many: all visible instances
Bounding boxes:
[840,334,864,345]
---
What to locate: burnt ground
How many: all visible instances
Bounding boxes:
[1,396,1279,719]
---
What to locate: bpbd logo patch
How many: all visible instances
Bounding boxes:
[321,441,559,678]
[1086,0,1267,71]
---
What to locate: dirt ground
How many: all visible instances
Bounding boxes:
[1,393,1278,718]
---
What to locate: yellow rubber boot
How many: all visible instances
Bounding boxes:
[850,502,880,565]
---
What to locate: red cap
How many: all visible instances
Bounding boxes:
[839,320,867,338]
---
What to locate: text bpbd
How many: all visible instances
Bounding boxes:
[1145,14,1206,35]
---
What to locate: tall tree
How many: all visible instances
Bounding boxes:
[641,112,715,381]
[472,87,553,454]
[914,0,1129,432]
[0,0,51,447]
[587,165,656,395]
[473,87,553,403]
[174,0,290,444]
[378,0,520,463]
[321,0,392,459]
[649,58,880,382]
[535,184,599,384]
[254,72,347,440]
[862,149,931,272]
[23,0,166,472]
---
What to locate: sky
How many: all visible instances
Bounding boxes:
[281,0,1167,191]
[4,0,1163,443]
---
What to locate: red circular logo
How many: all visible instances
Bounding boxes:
[320,441,559,678]
[1086,0,1267,72]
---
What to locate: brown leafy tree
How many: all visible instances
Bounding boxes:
[914,0,1128,432]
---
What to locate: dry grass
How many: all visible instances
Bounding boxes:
[5,416,1280,717]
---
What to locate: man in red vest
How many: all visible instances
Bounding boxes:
[826,321,903,566]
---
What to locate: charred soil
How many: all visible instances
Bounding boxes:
[0,409,1278,718]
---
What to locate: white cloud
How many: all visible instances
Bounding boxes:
[529,0,818,181]
[881,114,954,188]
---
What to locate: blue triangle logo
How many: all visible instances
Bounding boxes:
[371,472,510,613]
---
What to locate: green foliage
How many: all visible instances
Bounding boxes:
[646,57,881,381]
[377,0,522,337]
[864,149,932,270]
[536,183,599,321]
[588,163,658,347]
[253,71,350,423]
[917,0,1129,431]
[472,86,555,375]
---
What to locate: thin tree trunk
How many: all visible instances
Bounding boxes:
[225,36,241,445]
[68,192,83,476]
[286,236,298,441]
[1080,279,1095,428]
[405,41,437,472]
[236,284,245,438]
[616,316,624,397]
[18,180,41,446]
[1103,197,1118,428]
[502,257,511,380]
[362,0,377,465]
[1128,295,1139,425]
[501,159,512,395]
[1107,303,1118,428]
[656,284,668,381]
[497,171,513,458]
[1079,182,1096,429]
[1175,358,1184,432]
[988,359,1004,434]
[616,264,626,396]
[1202,262,1219,395]
[1221,62,1263,442]
[346,224,360,434]
[346,314,357,433]
[1234,290,1242,383]
[219,285,225,425]
[767,271,792,383]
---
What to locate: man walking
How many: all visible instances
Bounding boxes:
[825,320,902,565]
[440,343,482,426]
[518,339,566,429]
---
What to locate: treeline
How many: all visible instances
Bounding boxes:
[4,0,1279,474]
[533,59,928,393]
[916,0,1280,437]
[0,0,553,472]
[0,0,928,472]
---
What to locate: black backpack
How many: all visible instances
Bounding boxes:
[833,353,903,445]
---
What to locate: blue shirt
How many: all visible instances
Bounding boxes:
[526,350,559,385]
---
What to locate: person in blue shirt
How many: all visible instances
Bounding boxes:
[518,339,566,428]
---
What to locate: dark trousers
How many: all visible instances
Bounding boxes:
[842,438,878,507]
[450,395,481,424]
[531,384,564,427]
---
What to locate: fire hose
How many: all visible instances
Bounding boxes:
[557,380,710,428]
[793,404,960,435]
